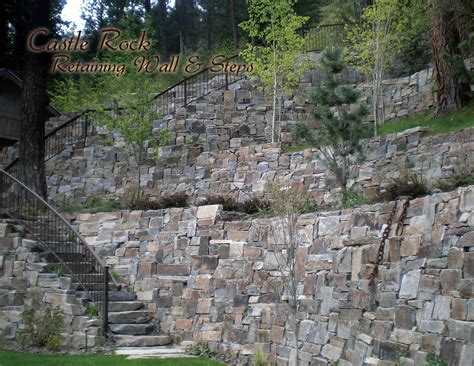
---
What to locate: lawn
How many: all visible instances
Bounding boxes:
[0,350,223,366]
[378,101,474,136]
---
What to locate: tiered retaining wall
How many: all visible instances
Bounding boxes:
[72,187,474,365]
[47,127,474,206]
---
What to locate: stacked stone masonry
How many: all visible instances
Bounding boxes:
[69,187,474,365]
[46,126,474,207]
[0,223,105,348]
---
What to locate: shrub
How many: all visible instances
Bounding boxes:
[341,189,372,208]
[435,172,474,192]
[253,347,268,366]
[57,197,122,214]
[425,355,447,366]
[199,194,271,215]
[52,266,66,277]
[186,342,216,359]
[17,297,64,351]
[127,192,188,210]
[85,304,99,317]
[385,172,430,201]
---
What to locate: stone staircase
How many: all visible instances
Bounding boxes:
[0,221,172,349]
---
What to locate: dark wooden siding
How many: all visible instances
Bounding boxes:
[0,78,21,141]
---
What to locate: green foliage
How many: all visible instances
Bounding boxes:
[320,0,365,24]
[127,192,188,210]
[52,266,66,277]
[186,343,217,359]
[385,171,430,200]
[17,298,64,351]
[57,197,122,214]
[110,271,120,281]
[253,347,268,366]
[86,304,99,317]
[424,355,447,366]
[240,0,310,142]
[293,47,369,191]
[199,194,271,215]
[341,190,372,208]
[378,101,474,136]
[344,0,429,131]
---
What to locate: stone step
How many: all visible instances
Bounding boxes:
[77,290,136,301]
[115,346,189,359]
[109,301,144,312]
[108,311,151,324]
[109,323,155,335]
[52,261,96,273]
[113,335,172,347]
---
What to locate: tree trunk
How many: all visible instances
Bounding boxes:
[206,1,212,50]
[430,0,471,116]
[19,0,50,198]
[143,0,151,14]
[157,0,169,61]
[229,0,238,51]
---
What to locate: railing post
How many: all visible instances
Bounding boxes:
[103,265,109,336]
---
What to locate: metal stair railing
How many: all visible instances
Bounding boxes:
[153,54,247,117]
[0,168,114,334]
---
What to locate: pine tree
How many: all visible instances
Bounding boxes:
[293,48,370,193]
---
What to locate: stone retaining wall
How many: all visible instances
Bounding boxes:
[0,223,104,348]
[47,126,474,207]
[73,186,474,365]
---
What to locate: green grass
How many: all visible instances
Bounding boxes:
[0,350,223,366]
[378,102,474,136]
[56,197,122,214]
[281,143,313,154]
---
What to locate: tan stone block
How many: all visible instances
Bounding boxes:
[227,230,248,241]
[201,330,221,342]
[400,235,421,257]
[270,325,285,343]
[175,318,193,331]
[452,298,467,320]
[196,298,212,313]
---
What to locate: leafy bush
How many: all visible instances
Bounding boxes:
[425,355,447,366]
[199,195,271,215]
[57,197,121,214]
[85,304,99,317]
[127,192,188,210]
[253,347,268,366]
[385,172,430,201]
[17,298,64,351]
[186,343,216,359]
[52,266,66,277]
[341,189,372,208]
[435,173,474,192]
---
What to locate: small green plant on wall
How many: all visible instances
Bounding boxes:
[85,304,99,317]
[253,347,268,366]
[186,342,216,359]
[17,297,64,351]
[425,355,447,366]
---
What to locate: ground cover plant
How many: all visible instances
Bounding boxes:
[0,350,224,366]
[378,101,474,136]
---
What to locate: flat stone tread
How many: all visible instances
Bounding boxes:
[115,346,187,355]
[113,335,172,347]
[108,310,151,324]
[108,301,144,312]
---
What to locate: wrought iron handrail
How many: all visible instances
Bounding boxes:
[299,23,348,52]
[152,54,247,116]
[0,169,113,333]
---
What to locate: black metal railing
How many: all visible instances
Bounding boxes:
[153,54,247,116]
[4,112,93,175]
[0,169,112,334]
[45,113,93,161]
[300,23,347,52]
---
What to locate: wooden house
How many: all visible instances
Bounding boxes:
[0,68,59,148]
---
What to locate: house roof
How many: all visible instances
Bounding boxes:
[0,68,61,117]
